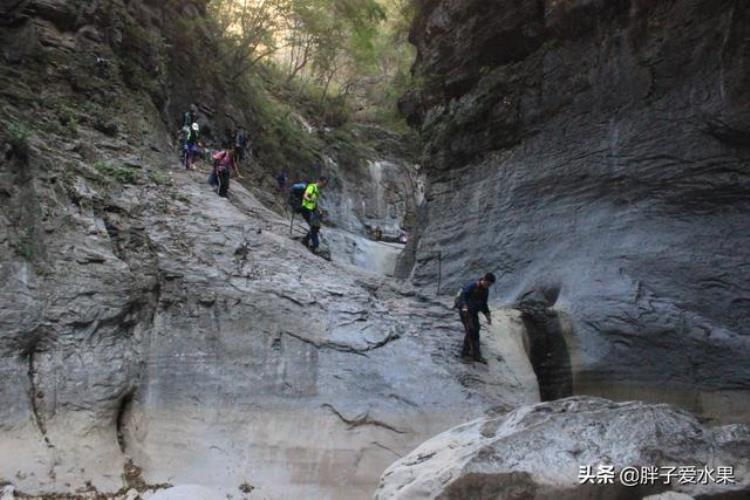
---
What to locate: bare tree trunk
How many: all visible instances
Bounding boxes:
[286,36,311,84]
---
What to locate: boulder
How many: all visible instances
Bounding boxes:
[374,397,750,500]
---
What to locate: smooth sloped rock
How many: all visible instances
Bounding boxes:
[374,397,750,500]
[0,8,535,492]
[0,0,528,498]
[0,159,538,497]
[402,0,750,420]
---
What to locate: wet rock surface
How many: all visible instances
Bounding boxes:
[403,0,750,418]
[374,396,750,500]
[300,125,423,277]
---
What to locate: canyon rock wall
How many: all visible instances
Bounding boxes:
[403,0,750,419]
[0,1,533,497]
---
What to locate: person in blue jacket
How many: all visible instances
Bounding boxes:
[455,272,496,363]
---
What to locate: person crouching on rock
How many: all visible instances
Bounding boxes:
[211,146,237,198]
[301,175,328,253]
[454,272,496,364]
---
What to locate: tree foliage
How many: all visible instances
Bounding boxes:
[208,0,415,126]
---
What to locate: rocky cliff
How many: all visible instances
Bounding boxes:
[3,0,750,497]
[0,0,531,497]
[401,0,750,419]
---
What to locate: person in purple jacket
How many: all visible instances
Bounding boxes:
[455,272,496,363]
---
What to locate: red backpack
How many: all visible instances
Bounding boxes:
[212,151,231,172]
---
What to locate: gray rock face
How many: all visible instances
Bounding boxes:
[146,485,224,500]
[374,396,750,500]
[403,0,750,419]
[0,1,534,496]
[0,161,538,497]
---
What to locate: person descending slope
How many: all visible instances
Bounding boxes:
[276,171,289,193]
[185,122,200,170]
[182,103,198,128]
[211,145,238,198]
[178,124,190,163]
[300,175,328,253]
[455,272,496,364]
[234,127,247,166]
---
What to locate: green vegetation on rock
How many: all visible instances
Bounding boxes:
[94,161,139,185]
[6,121,30,158]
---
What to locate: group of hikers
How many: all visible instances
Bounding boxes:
[178,105,248,198]
[176,106,328,254]
[175,106,496,365]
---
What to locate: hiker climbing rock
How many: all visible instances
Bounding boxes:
[234,127,248,166]
[95,55,109,78]
[399,229,408,244]
[300,175,328,253]
[455,272,496,364]
[182,104,198,128]
[185,122,200,170]
[276,171,288,193]
[178,124,190,162]
[211,145,238,198]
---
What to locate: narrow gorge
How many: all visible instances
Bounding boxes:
[1,0,749,499]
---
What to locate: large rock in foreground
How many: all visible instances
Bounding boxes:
[374,397,750,500]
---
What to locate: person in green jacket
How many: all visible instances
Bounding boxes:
[301,175,328,252]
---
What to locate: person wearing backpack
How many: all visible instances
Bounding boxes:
[276,171,288,193]
[454,272,496,363]
[185,122,200,170]
[178,125,190,162]
[300,175,328,253]
[234,127,248,165]
[182,104,198,128]
[211,146,237,198]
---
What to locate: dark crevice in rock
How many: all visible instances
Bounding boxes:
[517,288,573,402]
[26,347,53,448]
[322,403,407,434]
[705,119,750,147]
[395,200,430,281]
[116,390,136,454]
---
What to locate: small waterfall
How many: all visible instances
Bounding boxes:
[368,160,386,218]
[321,155,420,276]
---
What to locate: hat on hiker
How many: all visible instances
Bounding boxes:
[192,122,199,131]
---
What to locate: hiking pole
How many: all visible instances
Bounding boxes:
[289,212,295,236]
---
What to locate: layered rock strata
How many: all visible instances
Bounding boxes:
[401,0,750,419]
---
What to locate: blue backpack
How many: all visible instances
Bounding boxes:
[288,182,307,213]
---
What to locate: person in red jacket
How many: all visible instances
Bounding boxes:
[211,146,238,198]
